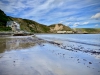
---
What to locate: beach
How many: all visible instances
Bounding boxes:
[0,34,100,75]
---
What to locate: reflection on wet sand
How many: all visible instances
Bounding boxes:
[0,36,45,53]
[0,38,6,53]
[6,38,35,50]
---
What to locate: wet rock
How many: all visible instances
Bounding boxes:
[80,47,83,49]
[91,51,100,55]
[83,59,87,61]
[77,59,79,61]
[91,51,96,53]
[87,66,90,68]
[89,62,92,64]
[42,45,45,46]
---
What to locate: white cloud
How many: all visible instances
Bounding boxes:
[59,21,64,23]
[95,24,99,26]
[82,21,89,24]
[73,22,80,27]
[65,22,71,25]
[91,13,100,19]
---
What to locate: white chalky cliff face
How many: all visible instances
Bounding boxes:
[6,21,20,32]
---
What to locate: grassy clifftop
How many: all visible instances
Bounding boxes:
[11,17,50,33]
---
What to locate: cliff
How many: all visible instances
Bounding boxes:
[49,23,72,33]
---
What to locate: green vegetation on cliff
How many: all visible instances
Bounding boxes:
[0,27,11,31]
[0,9,12,31]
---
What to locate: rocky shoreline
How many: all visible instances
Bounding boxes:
[0,32,34,36]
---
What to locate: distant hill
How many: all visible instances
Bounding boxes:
[74,28,100,34]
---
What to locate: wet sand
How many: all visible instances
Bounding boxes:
[0,35,100,75]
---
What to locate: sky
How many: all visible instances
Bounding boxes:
[0,0,100,28]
